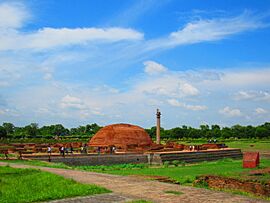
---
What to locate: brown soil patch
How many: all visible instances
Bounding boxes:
[195,175,270,197]
[129,174,180,184]
[249,168,270,175]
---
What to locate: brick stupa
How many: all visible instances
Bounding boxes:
[88,123,153,148]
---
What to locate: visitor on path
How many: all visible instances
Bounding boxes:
[80,146,84,154]
[4,151,8,160]
[47,146,52,155]
[65,147,69,155]
[60,146,65,157]
[84,144,88,154]
[70,146,73,154]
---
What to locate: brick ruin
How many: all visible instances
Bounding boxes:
[88,123,227,153]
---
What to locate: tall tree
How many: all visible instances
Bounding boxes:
[2,122,15,135]
[0,126,7,139]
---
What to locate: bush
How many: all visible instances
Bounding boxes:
[180,161,186,167]
[163,161,170,168]
[172,160,180,167]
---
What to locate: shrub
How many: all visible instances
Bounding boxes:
[172,160,180,167]
[163,161,170,168]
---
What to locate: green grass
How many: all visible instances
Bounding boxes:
[164,190,183,195]
[226,140,270,152]
[0,159,71,169]
[179,139,270,153]
[3,159,270,186]
[76,163,148,171]
[0,166,110,203]
[78,159,270,185]
[126,200,153,203]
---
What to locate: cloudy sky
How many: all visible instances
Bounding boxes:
[0,0,270,128]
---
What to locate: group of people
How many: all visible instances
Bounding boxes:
[47,145,74,157]
[189,145,196,151]
[80,144,88,154]
[59,146,74,156]
[47,144,117,156]
[208,139,218,143]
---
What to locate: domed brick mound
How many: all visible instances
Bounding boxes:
[88,123,153,148]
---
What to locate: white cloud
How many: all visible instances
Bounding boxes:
[143,61,168,75]
[219,106,242,117]
[0,81,10,87]
[0,109,5,115]
[60,95,86,110]
[167,99,207,111]
[0,1,143,51]
[134,71,199,98]
[234,90,270,102]
[179,82,199,96]
[0,2,29,29]
[43,73,53,80]
[1,2,270,128]
[221,69,270,86]
[146,11,266,50]
[0,27,144,51]
[255,107,268,114]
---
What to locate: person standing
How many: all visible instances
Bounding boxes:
[47,146,52,155]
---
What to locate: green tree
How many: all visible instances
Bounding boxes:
[255,126,269,139]
[25,123,39,137]
[0,126,7,139]
[211,125,221,138]
[2,122,15,135]
[221,127,232,139]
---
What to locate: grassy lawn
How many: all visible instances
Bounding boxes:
[75,159,270,185]
[226,140,270,152]
[0,166,110,203]
[178,139,270,153]
[0,159,71,169]
[2,158,270,186]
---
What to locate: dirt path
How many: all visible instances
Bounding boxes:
[0,162,268,203]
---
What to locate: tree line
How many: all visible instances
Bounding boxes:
[0,123,101,139]
[0,122,269,140]
[146,123,270,140]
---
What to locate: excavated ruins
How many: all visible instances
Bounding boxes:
[0,109,243,165]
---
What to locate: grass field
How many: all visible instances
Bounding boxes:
[0,166,110,203]
[178,139,270,153]
[75,159,270,185]
[1,158,270,200]
[0,159,71,169]
[226,140,270,152]
[2,158,270,186]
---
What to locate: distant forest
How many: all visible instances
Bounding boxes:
[0,122,270,140]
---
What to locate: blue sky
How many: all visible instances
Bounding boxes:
[0,0,270,128]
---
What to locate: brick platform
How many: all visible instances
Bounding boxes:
[24,148,242,166]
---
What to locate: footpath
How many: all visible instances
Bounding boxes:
[0,162,268,203]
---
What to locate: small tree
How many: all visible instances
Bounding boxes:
[0,126,7,139]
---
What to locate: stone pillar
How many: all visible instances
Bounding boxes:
[156,109,161,144]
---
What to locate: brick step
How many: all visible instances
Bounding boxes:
[161,155,243,163]
[161,153,242,159]
[183,156,243,163]
[159,150,241,156]
[160,152,242,159]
